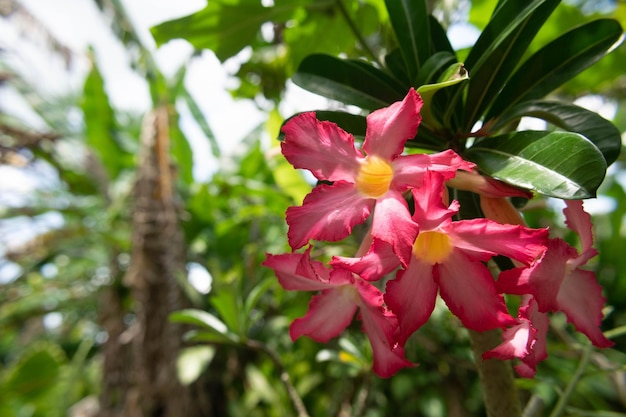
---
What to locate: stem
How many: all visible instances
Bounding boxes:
[468,329,522,417]
[245,339,311,417]
[548,343,592,417]
[335,0,383,67]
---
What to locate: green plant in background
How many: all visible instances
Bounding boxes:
[1,0,626,416]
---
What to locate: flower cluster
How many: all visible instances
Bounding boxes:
[263,89,612,378]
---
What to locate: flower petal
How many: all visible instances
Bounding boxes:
[281,112,362,182]
[286,182,373,249]
[263,252,328,292]
[331,239,401,281]
[437,251,517,331]
[557,268,613,348]
[483,320,535,361]
[410,171,457,229]
[497,239,575,312]
[392,149,475,191]
[371,190,419,266]
[563,199,598,266]
[480,196,526,226]
[452,219,548,265]
[290,287,358,342]
[447,170,532,198]
[354,279,414,377]
[363,88,422,160]
[385,258,438,344]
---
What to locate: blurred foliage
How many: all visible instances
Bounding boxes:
[0,0,625,416]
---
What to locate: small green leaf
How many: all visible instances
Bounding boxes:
[5,343,65,399]
[150,0,299,62]
[489,19,624,119]
[170,309,235,342]
[492,100,622,165]
[81,61,130,179]
[414,51,457,88]
[428,15,454,54]
[211,290,244,338]
[385,0,430,82]
[293,54,406,110]
[466,131,607,199]
[177,346,216,385]
[417,63,469,130]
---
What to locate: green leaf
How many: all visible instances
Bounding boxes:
[384,0,430,83]
[417,63,469,130]
[81,61,129,179]
[169,309,238,342]
[414,51,457,88]
[492,100,622,165]
[177,346,216,385]
[428,15,454,54]
[466,131,607,199]
[5,343,64,399]
[463,0,559,128]
[181,87,221,158]
[293,54,406,110]
[384,48,411,86]
[489,19,624,119]
[168,111,194,185]
[150,0,299,62]
[211,290,245,338]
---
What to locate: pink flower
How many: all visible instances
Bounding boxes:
[281,88,474,265]
[336,171,548,344]
[262,248,413,378]
[497,200,613,348]
[483,296,549,378]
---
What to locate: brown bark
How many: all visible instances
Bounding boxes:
[98,106,210,417]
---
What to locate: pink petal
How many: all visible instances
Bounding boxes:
[410,171,457,229]
[557,268,613,348]
[371,190,419,266]
[563,199,598,266]
[498,239,575,312]
[263,250,330,291]
[363,88,422,160]
[437,250,517,331]
[286,182,373,249]
[451,219,548,265]
[290,287,358,342]
[354,279,414,377]
[331,239,401,281]
[447,170,532,198]
[393,150,475,191]
[384,258,438,344]
[281,112,362,182]
[482,320,535,361]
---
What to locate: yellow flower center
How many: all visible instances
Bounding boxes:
[412,231,453,265]
[355,156,394,198]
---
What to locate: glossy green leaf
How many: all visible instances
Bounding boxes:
[150,0,299,62]
[177,346,216,385]
[414,51,457,88]
[492,100,622,165]
[211,289,245,338]
[463,0,559,128]
[385,48,411,86]
[170,309,238,343]
[293,54,406,110]
[466,131,607,199]
[385,0,430,83]
[5,343,64,399]
[81,62,129,179]
[428,15,454,54]
[417,63,469,130]
[489,19,624,119]
[465,0,549,71]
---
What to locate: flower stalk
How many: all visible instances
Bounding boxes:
[468,328,522,417]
